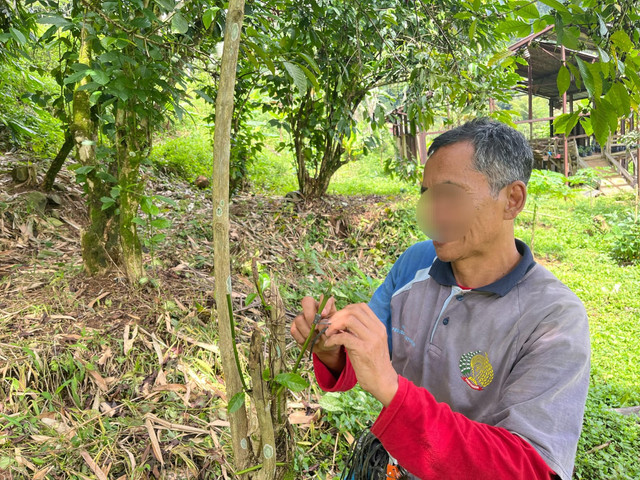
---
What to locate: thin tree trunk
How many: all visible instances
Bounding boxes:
[115,104,144,284]
[42,129,73,191]
[211,0,251,474]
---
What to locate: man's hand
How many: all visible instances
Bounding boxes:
[291,295,344,373]
[323,303,399,407]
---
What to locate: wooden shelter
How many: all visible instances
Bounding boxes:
[509,25,638,193]
[389,25,639,193]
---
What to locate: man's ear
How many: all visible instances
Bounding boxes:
[503,181,527,220]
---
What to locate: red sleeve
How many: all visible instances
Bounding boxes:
[371,376,558,480]
[312,347,357,392]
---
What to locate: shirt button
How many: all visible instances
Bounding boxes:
[443,317,449,325]
[456,295,464,301]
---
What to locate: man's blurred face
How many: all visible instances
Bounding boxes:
[418,141,511,263]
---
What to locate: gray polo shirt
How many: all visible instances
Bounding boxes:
[368,239,590,480]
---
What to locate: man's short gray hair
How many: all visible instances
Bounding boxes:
[428,118,534,196]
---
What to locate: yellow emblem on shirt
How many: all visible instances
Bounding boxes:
[459,351,494,391]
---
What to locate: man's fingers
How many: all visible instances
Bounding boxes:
[325,311,368,339]
[301,296,319,325]
[324,303,383,338]
[322,296,337,317]
[290,320,306,345]
[324,331,359,351]
[291,313,312,342]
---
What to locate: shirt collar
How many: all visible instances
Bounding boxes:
[429,239,536,297]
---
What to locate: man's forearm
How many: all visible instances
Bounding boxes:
[372,376,557,479]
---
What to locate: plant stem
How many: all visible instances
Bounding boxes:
[227,293,248,391]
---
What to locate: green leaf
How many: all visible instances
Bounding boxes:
[560,27,579,50]
[579,116,593,136]
[150,218,171,229]
[532,17,548,33]
[258,272,271,293]
[624,64,640,90]
[100,37,118,49]
[590,104,610,147]
[150,233,166,243]
[596,46,610,63]
[193,88,214,104]
[228,391,245,414]
[553,112,580,135]
[9,28,26,45]
[610,30,633,53]
[274,373,309,392]
[297,51,320,74]
[495,20,531,37]
[203,8,219,30]
[596,13,607,37]
[587,62,603,99]
[64,70,90,85]
[261,367,270,382]
[487,50,514,67]
[576,57,595,97]
[6,120,35,136]
[91,70,110,86]
[140,197,160,216]
[172,13,189,34]
[100,197,115,210]
[468,19,477,39]
[539,0,569,13]
[155,0,175,10]
[96,171,118,184]
[154,195,177,206]
[75,165,95,175]
[318,393,343,412]
[557,65,571,96]
[606,82,630,117]
[282,61,308,96]
[37,14,71,27]
[517,3,539,20]
[245,292,257,307]
[296,62,320,92]
[567,62,582,89]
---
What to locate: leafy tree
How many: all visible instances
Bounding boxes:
[30,0,220,282]
[243,0,526,197]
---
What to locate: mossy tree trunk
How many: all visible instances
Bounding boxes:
[114,101,146,284]
[73,6,119,274]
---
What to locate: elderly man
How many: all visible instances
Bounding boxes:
[291,118,590,480]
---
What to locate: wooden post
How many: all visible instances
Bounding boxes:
[561,46,569,177]
[636,111,640,195]
[528,61,533,140]
[210,0,252,474]
[549,100,554,137]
